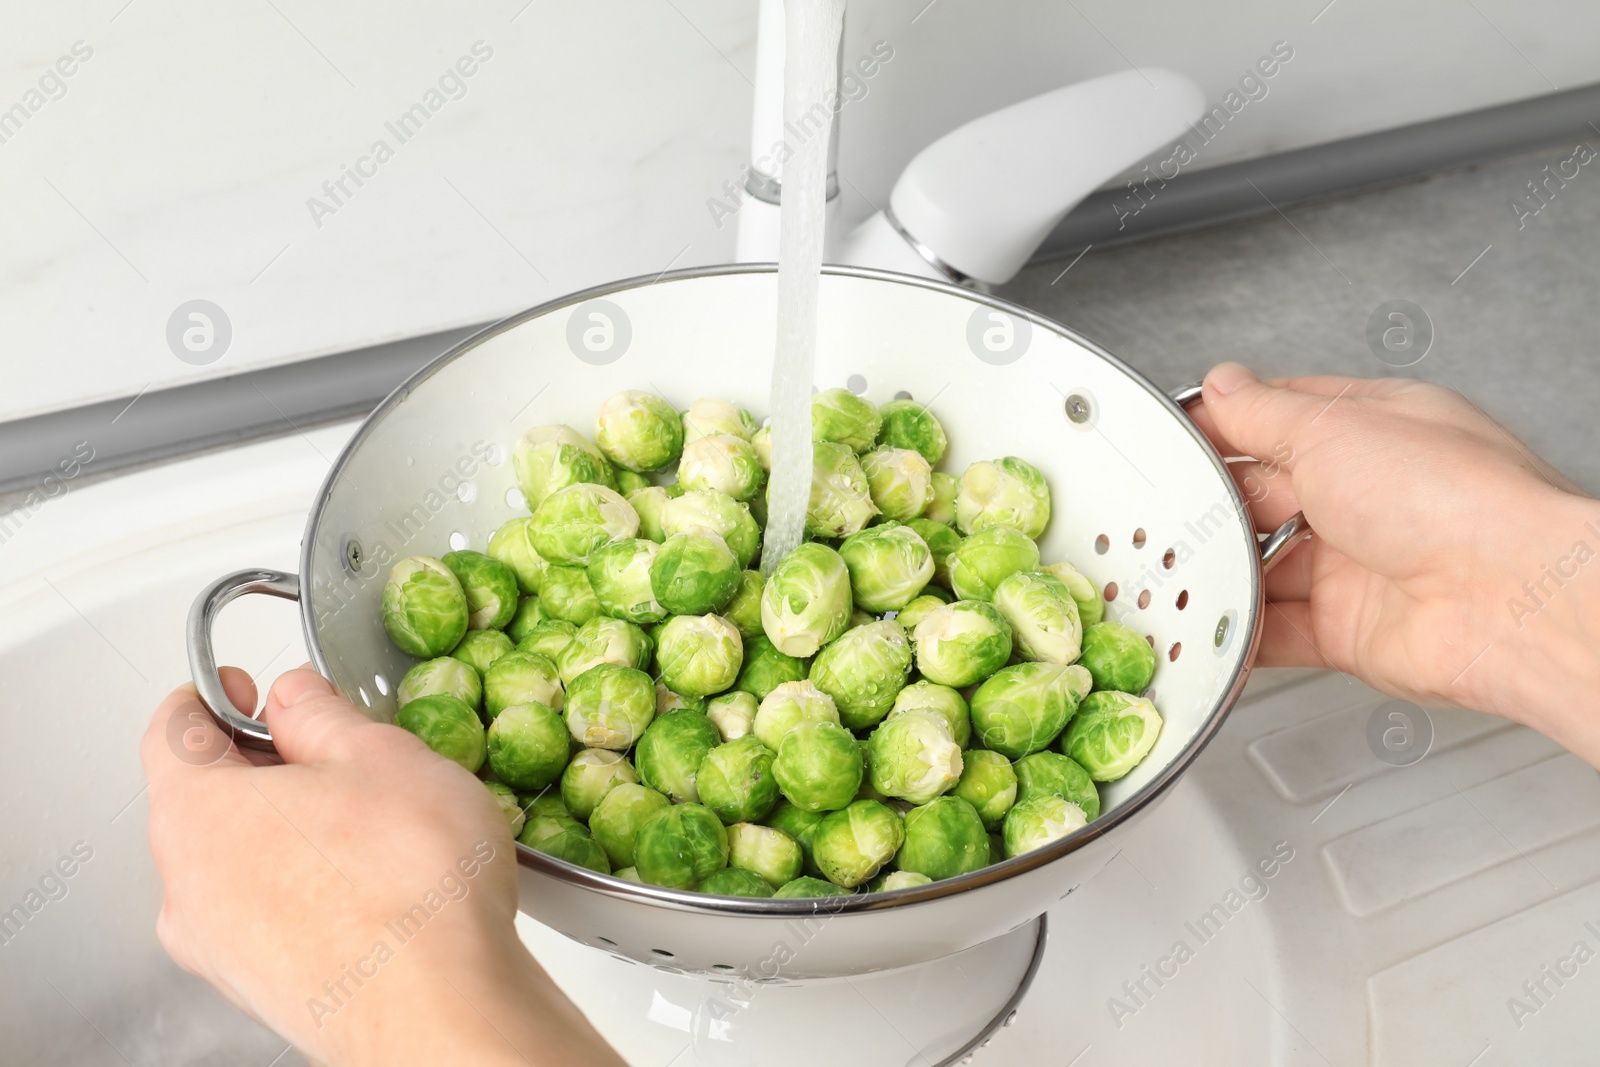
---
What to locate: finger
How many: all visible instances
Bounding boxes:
[1184,399,1244,460]
[140,684,252,786]
[1202,363,1346,470]
[1262,537,1314,601]
[218,666,259,720]
[1259,375,1406,400]
[1226,459,1302,531]
[1254,601,1331,669]
[260,667,376,766]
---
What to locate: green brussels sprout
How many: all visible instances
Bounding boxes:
[651,530,741,615]
[956,457,1051,539]
[750,424,773,471]
[660,490,761,569]
[517,619,578,662]
[698,735,780,824]
[656,682,707,716]
[1062,690,1163,781]
[627,486,673,543]
[486,517,548,595]
[486,701,569,790]
[531,826,611,874]
[1040,561,1105,627]
[760,542,852,657]
[513,425,614,509]
[947,526,1041,602]
[484,650,564,718]
[838,523,935,613]
[441,550,520,631]
[891,680,971,748]
[505,597,549,644]
[615,468,652,496]
[394,694,484,772]
[682,398,757,443]
[969,662,1090,759]
[764,801,825,877]
[875,398,948,466]
[1078,621,1157,694]
[867,709,963,804]
[635,708,722,803]
[812,387,881,452]
[521,793,571,821]
[382,557,470,657]
[804,441,878,539]
[773,721,864,813]
[721,570,766,637]
[992,571,1083,665]
[870,869,934,892]
[706,690,759,742]
[560,748,640,820]
[539,565,603,625]
[1013,751,1100,820]
[951,749,1018,831]
[594,390,684,473]
[922,472,959,526]
[859,446,933,523]
[727,822,804,887]
[734,635,810,702]
[518,813,584,848]
[530,483,639,566]
[585,539,666,624]
[811,799,905,888]
[634,803,729,888]
[753,680,840,752]
[555,617,652,685]
[897,796,990,881]
[449,629,515,678]
[906,518,962,589]
[614,866,643,882]
[589,783,671,869]
[988,832,1005,866]
[679,434,766,501]
[893,594,947,634]
[808,620,913,730]
[912,600,1013,687]
[772,876,852,898]
[654,614,743,696]
[484,780,526,837]
[564,663,656,750]
[398,657,482,710]
[1002,795,1087,858]
[698,867,775,897]
[849,609,876,629]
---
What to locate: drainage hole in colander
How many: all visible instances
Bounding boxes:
[456,481,477,504]
[448,531,468,551]
[712,963,736,972]
[1169,642,1182,661]
[1213,610,1238,655]
[651,948,676,959]
[1144,634,1155,647]
[1103,582,1119,603]
[846,374,868,395]
[1176,589,1189,610]
[893,389,913,400]
[1162,547,1176,569]
[1143,686,1157,701]
[1136,589,1152,609]
[595,935,617,947]
[1094,534,1109,554]
[358,687,371,706]
[505,487,525,510]
[609,954,636,966]
[373,673,389,696]
[1132,527,1147,548]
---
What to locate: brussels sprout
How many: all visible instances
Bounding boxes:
[531,826,611,874]
[774,721,864,813]
[487,518,549,595]
[891,681,971,748]
[656,683,707,716]
[398,657,482,710]
[969,662,1089,759]
[838,523,934,613]
[539,565,603,625]
[859,447,933,523]
[948,526,1041,602]
[561,749,640,820]
[441,550,520,631]
[951,749,1018,831]
[634,803,729,888]
[893,594,947,634]
[595,390,684,473]
[660,489,761,569]
[615,468,652,496]
[907,518,962,589]
[382,557,470,657]
[753,680,841,752]
[721,570,766,637]
[760,542,852,657]
[804,441,878,538]
[955,457,1051,539]
[1040,561,1105,627]
[867,709,963,804]
[651,530,741,615]
[521,793,571,821]
[530,483,639,566]
[613,866,643,882]
[922,472,959,526]
[734,634,810,702]
[1062,691,1163,781]
[588,783,671,869]
[678,433,765,501]
[450,629,515,678]
[1014,751,1100,820]
[513,425,614,506]
[751,424,773,471]
[564,663,656,750]
[706,690,759,742]
[555,617,652,685]
[484,780,526,837]
[808,620,912,730]
[635,708,722,803]
[487,702,569,790]
[912,601,1013,688]
[518,814,584,847]
[653,614,742,697]
[992,571,1083,665]
[727,822,804,887]
[897,796,989,881]
[1078,621,1157,694]
[874,399,948,466]
[811,800,905,888]
[585,539,666,624]
[772,876,852,899]
[395,694,485,772]
[987,832,1005,866]
[698,735,780,824]
[1002,795,1087,858]
[764,801,825,877]
[518,619,578,662]
[698,867,774,897]
[682,398,757,443]
[484,650,564,718]
[627,486,673,543]
[812,387,881,452]
[505,597,549,644]
[870,869,934,892]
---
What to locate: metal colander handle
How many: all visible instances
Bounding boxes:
[186,568,299,751]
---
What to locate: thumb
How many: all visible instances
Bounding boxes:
[1201,362,1332,466]
[261,666,374,765]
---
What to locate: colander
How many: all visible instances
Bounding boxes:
[187,264,1308,983]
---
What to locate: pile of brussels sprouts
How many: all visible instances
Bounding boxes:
[379,389,1164,898]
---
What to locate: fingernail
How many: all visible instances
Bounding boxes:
[1208,362,1257,396]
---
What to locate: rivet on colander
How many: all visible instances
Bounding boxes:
[1214,616,1230,647]
[1064,393,1093,424]
[342,537,364,576]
